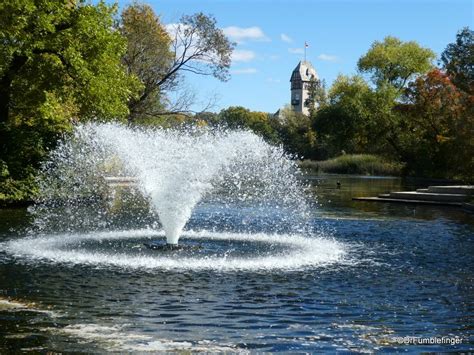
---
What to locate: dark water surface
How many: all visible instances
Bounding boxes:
[0,174,472,353]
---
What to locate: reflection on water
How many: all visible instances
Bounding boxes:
[307,173,473,223]
[0,174,472,352]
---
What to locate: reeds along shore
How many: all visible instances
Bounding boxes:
[299,154,405,176]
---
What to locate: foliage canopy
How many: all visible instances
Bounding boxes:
[358,36,435,90]
[0,0,141,182]
[440,27,474,94]
[120,5,235,122]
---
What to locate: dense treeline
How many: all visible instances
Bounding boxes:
[0,1,472,204]
[203,29,473,182]
[314,31,473,181]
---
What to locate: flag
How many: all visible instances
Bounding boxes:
[305,41,309,48]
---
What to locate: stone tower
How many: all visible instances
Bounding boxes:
[290,60,318,116]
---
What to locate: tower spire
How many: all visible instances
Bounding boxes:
[290,59,318,116]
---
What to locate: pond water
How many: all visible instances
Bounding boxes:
[0,174,472,353]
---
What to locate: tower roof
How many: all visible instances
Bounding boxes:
[290,60,318,82]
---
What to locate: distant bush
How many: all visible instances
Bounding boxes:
[299,154,404,176]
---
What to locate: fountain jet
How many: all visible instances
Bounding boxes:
[32,123,310,246]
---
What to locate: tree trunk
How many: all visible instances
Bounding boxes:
[0,77,12,125]
[0,55,28,124]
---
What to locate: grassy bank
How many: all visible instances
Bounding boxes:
[299,154,405,176]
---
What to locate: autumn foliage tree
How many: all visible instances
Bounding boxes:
[120,4,173,122]
[120,5,235,122]
[400,69,473,180]
[396,28,473,180]
[312,33,474,180]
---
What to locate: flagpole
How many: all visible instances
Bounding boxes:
[304,41,306,62]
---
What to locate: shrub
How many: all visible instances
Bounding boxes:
[299,154,404,176]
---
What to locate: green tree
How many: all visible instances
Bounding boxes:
[219,106,278,143]
[355,36,435,158]
[318,36,436,159]
[314,75,372,156]
[358,36,435,90]
[306,77,327,117]
[275,106,317,159]
[440,27,474,94]
[0,0,141,199]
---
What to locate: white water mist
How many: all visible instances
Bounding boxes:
[32,123,310,245]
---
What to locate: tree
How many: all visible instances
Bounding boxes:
[314,75,372,156]
[169,13,234,81]
[401,69,474,180]
[358,36,435,90]
[275,106,317,159]
[0,0,141,184]
[317,37,436,161]
[441,27,474,94]
[354,37,436,158]
[219,106,278,143]
[306,77,327,117]
[120,6,235,122]
[120,3,173,122]
[194,111,220,126]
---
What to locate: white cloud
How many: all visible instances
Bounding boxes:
[288,47,304,54]
[280,33,293,43]
[223,26,269,42]
[165,23,186,38]
[317,53,339,62]
[231,68,258,75]
[232,49,256,62]
[267,77,281,83]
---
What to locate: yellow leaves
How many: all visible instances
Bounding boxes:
[435,134,450,143]
[195,119,208,127]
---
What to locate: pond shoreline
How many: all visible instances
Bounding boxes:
[0,172,464,209]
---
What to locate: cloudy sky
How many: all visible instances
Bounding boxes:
[114,0,472,113]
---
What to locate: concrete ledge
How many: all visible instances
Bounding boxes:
[463,203,474,212]
[427,185,474,195]
[354,185,473,212]
[104,177,138,183]
[104,176,138,187]
[389,191,469,202]
[353,196,463,206]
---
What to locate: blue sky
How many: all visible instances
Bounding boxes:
[113,0,472,113]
